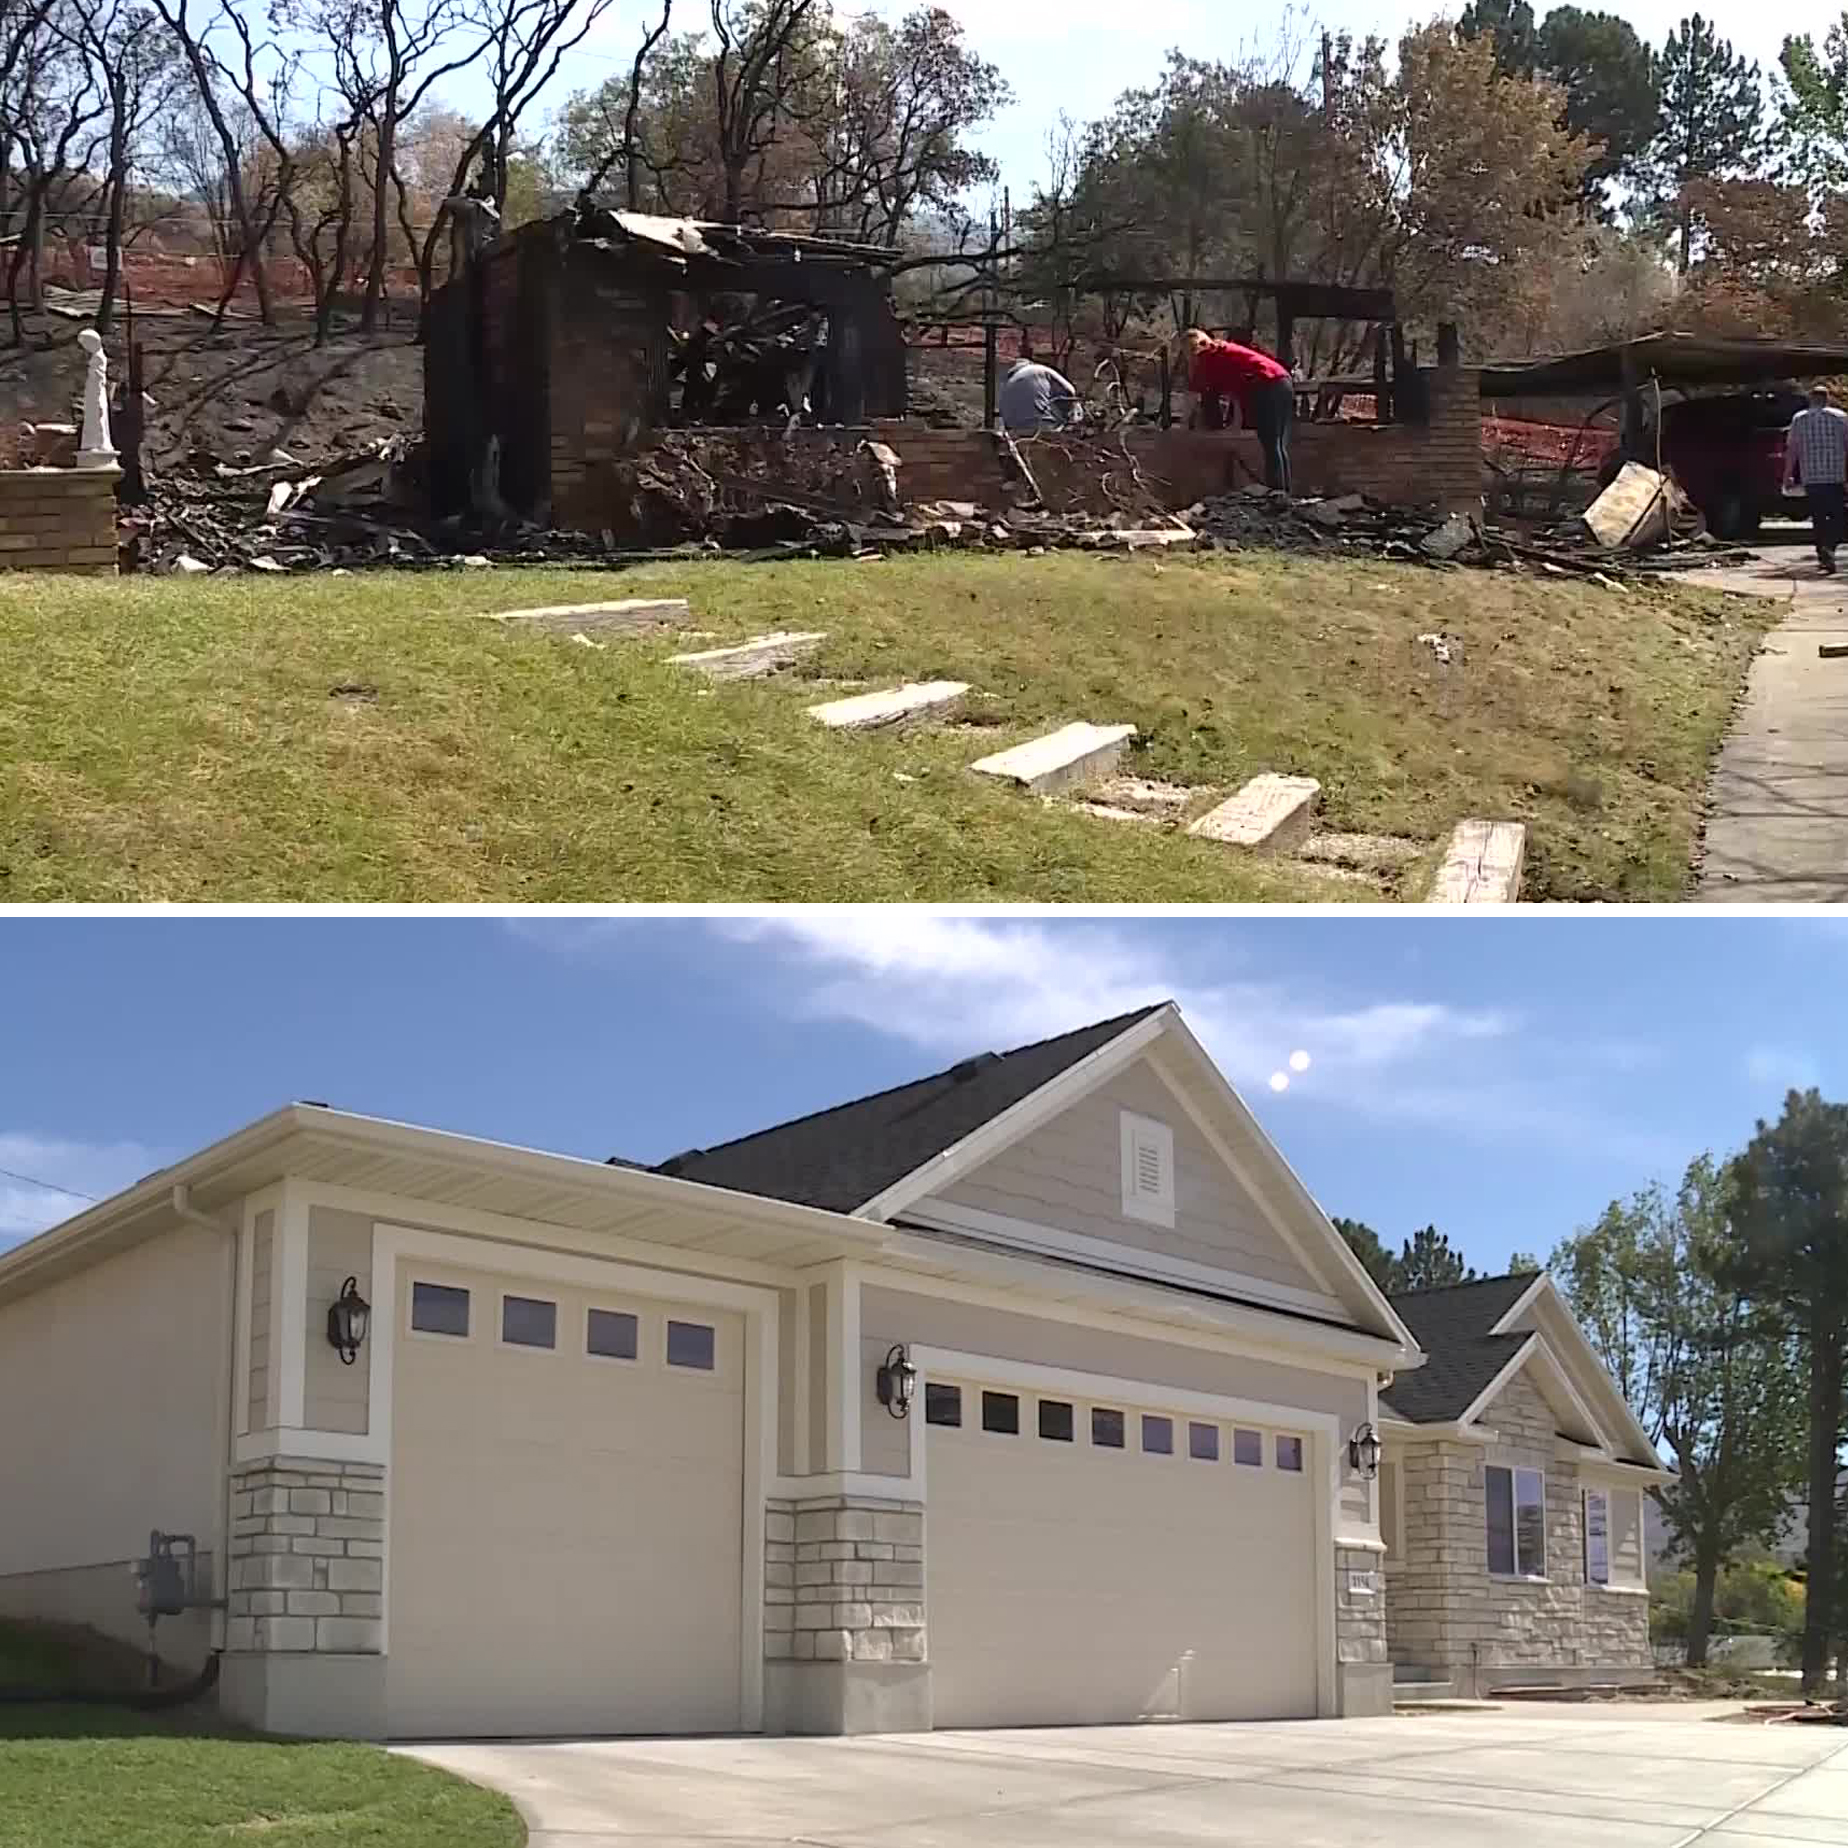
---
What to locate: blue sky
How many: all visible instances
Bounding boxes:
[2,915,1841,1272]
[515,0,1839,204]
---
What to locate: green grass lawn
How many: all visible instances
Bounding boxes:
[0,1625,522,1848]
[0,548,1772,901]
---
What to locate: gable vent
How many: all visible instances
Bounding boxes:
[1119,1111,1175,1229]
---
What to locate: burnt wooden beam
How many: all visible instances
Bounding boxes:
[1071,276,1395,322]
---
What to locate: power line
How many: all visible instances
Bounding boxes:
[0,1165,98,1203]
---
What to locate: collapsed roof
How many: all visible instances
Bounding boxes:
[1481,331,1848,397]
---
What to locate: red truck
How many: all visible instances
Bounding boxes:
[1651,389,1807,539]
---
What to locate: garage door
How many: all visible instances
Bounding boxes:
[387,1260,745,1738]
[926,1378,1319,1728]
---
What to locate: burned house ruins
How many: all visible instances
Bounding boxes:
[424,201,907,530]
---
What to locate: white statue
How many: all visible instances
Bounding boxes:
[77,328,117,469]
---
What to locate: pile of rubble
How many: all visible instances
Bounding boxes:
[1183,480,1756,579]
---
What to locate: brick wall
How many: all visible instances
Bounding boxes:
[1383,1372,1651,1693]
[0,468,117,573]
[765,1494,925,1668]
[224,1458,385,1656]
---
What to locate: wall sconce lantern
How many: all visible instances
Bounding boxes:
[1348,1421,1382,1480]
[876,1343,918,1419]
[326,1275,371,1366]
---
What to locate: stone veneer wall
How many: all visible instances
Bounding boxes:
[0,468,117,573]
[1383,1372,1651,1693]
[225,1458,385,1654]
[765,1494,925,1667]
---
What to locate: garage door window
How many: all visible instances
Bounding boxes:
[1141,1414,1174,1456]
[410,1281,470,1338]
[981,1391,1020,1435]
[1091,1407,1125,1449]
[1233,1427,1263,1467]
[665,1319,716,1370]
[1038,1399,1075,1442]
[1276,1436,1304,1472]
[925,1382,962,1426]
[586,1307,639,1361]
[501,1295,557,1350]
[1188,1421,1220,1462]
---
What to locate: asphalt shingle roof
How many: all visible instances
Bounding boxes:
[632,1005,1168,1215]
[1381,1272,1540,1424]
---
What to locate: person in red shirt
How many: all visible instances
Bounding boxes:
[1179,327,1295,493]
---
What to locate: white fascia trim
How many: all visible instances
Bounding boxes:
[0,1103,892,1307]
[1488,1271,1551,1335]
[1379,1415,1497,1444]
[860,1250,1401,1377]
[851,1006,1177,1224]
[911,1341,1342,1720]
[1524,1343,1613,1451]
[1454,1335,1539,1431]
[900,1201,1349,1320]
[1496,1275,1660,1464]
[1145,1019,1423,1355]
[1579,1453,1672,1487]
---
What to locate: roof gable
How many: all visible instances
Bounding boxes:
[641,1006,1167,1215]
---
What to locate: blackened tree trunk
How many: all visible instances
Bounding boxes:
[1686,1536,1722,1668]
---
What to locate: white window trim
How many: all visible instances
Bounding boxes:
[406,1277,475,1343]
[495,1289,560,1354]
[1486,1463,1549,1580]
[1120,1111,1176,1229]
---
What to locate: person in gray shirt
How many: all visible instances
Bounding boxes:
[998,344,1081,433]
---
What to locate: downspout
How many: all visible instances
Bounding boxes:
[173,1184,236,1653]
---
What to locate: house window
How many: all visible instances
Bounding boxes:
[1233,1427,1263,1467]
[1141,1413,1174,1456]
[1038,1399,1075,1442]
[925,1383,962,1427]
[1276,1435,1304,1473]
[501,1294,557,1349]
[981,1390,1020,1435]
[1091,1407,1126,1449]
[1584,1488,1611,1585]
[1120,1111,1176,1228]
[665,1320,716,1370]
[586,1307,638,1360]
[1189,1421,1220,1462]
[1487,1465,1547,1577]
[410,1281,470,1337]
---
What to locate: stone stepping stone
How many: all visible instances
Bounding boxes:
[972,722,1137,795]
[670,631,826,680]
[489,597,689,634]
[808,681,969,731]
[1428,820,1526,903]
[1187,774,1320,852]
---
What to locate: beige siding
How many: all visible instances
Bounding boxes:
[0,1219,230,1590]
[247,1209,274,1431]
[928,1058,1329,1298]
[776,1287,797,1475]
[302,1207,372,1434]
[859,1285,1372,1528]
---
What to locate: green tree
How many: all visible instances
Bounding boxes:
[1780,19,1848,196]
[1334,1216,1401,1292]
[1397,1224,1474,1291]
[1458,0,1539,75]
[1534,8,1660,201]
[1508,1249,1541,1273]
[1727,1091,1848,1695]
[1646,13,1766,272]
[1552,1157,1805,1665]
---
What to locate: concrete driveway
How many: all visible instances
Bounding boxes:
[403,1704,1848,1847]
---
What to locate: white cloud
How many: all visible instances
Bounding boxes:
[0,1134,164,1246]
[1744,1045,1822,1090]
[714,911,1512,1108]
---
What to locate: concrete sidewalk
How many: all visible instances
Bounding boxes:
[1684,544,1848,902]
[403,1705,1848,1847]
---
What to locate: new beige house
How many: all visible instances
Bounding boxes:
[0,1002,1661,1739]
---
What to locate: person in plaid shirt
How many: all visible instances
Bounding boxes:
[1783,385,1848,574]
